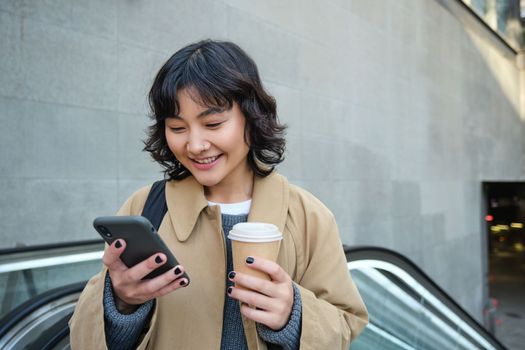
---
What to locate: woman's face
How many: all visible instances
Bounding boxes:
[165,89,252,199]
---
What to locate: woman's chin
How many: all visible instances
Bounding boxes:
[191,173,221,188]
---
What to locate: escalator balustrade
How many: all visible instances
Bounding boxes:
[0,242,507,349]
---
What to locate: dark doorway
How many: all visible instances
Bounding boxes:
[483,182,525,349]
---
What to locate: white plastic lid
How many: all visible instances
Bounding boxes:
[228,222,282,242]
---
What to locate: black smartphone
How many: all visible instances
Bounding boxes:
[93,215,189,281]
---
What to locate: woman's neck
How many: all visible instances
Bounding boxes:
[204,174,254,203]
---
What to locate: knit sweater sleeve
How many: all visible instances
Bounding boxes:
[256,282,302,350]
[103,274,154,350]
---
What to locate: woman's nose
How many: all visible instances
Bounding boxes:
[186,135,209,154]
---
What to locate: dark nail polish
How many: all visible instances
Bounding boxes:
[227,287,233,295]
[246,256,254,264]
[174,267,182,275]
[155,255,163,264]
[115,240,122,249]
[180,279,187,286]
[228,271,236,279]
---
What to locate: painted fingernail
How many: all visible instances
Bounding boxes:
[246,256,254,264]
[155,255,163,264]
[174,267,182,275]
[180,279,187,286]
[227,287,233,295]
[228,271,236,279]
[115,240,122,249]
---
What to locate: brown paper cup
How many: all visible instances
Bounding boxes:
[231,240,281,283]
[228,223,282,289]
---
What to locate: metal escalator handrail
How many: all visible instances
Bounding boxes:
[344,245,507,350]
[36,312,73,350]
[0,240,104,274]
[0,251,104,274]
[0,281,87,338]
[0,239,103,255]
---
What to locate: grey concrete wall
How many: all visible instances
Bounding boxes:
[1,0,524,321]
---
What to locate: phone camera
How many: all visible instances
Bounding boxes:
[97,225,112,238]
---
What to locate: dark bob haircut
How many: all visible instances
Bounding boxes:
[144,39,287,180]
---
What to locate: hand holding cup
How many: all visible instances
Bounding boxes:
[227,256,294,330]
[226,223,294,330]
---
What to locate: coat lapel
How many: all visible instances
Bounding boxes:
[248,172,289,232]
[165,176,208,242]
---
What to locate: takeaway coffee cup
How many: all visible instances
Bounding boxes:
[228,222,283,286]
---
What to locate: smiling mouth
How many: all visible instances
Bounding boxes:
[191,155,220,164]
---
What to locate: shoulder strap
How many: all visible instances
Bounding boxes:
[141,180,168,231]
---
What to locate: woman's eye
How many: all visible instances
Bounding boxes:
[169,127,185,133]
[206,122,223,128]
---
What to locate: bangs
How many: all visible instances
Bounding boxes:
[153,46,245,120]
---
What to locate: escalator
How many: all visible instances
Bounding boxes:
[346,247,506,350]
[0,282,85,350]
[0,241,103,350]
[0,242,507,349]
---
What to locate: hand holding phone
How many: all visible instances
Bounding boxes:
[94,216,189,280]
[94,216,190,310]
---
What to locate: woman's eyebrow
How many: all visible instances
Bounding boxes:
[174,107,225,120]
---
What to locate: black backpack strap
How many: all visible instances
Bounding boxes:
[141,180,168,231]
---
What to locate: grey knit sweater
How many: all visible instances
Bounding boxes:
[103,214,301,350]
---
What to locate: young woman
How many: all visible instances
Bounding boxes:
[70,40,368,350]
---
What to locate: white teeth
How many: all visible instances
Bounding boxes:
[194,156,218,164]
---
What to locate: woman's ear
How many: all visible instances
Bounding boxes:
[243,122,252,147]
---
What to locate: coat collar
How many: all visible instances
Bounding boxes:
[248,172,289,234]
[165,172,290,242]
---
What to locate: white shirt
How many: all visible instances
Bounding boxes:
[207,199,252,215]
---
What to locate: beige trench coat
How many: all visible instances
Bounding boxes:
[70,172,368,349]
